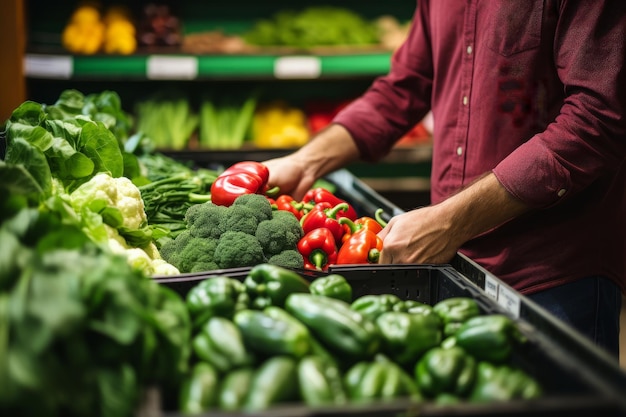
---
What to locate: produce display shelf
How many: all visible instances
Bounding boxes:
[154,263,626,417]
[23,51,392,81]
[151,168,626,417]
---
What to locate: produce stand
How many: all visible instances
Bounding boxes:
[152,167,626,417]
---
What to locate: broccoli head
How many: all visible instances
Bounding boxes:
[267,249,304,269]
[185,202,228,239]
[255,211,303,256]
[219,205,259,236]
[214,231,265,269]
[159,230,219,273]
[232,193,273,223]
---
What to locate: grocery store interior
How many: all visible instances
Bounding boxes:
[1,0,626,415]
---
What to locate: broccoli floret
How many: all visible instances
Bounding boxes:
[255,212,304,256]
[219,205,259,236]
[272,209,304,235]
[214,231,266,269]
[268,249,304,269]
[159,229,219,273]
[232,193,273,223]
[185,202,228,239]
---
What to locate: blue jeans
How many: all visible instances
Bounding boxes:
[528,276,622,359]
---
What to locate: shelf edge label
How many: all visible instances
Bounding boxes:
[483,273,499,300]
[147,56,198,80]
[24,54,73,79]
[274,56,321,79]
[497,283,521,318]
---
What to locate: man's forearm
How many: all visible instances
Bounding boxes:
[437,172,530,244]
[291,123,361,179]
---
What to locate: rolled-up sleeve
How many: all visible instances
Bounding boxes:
[493,1,626,208]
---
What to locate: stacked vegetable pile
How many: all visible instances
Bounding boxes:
[62,3,137,55]
[175,265,543,413]
[158,161,305,272]
[0,107,192,416]
[242,7,380,49]
[0,89,188,276]
[283,187,387,271]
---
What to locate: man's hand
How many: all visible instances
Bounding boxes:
[264,123,361,201]
[378,173,529,264]
[378,204,461,264]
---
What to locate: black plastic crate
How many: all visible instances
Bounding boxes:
[153,264,626,417]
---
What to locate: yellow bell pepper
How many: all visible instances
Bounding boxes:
[253,102,310,148]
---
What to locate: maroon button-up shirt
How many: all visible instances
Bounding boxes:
[334,0,626,295]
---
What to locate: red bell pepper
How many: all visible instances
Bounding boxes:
[210,161,270,206]
[220,161,269,187]
[300,202,348,243]
[339,208,387,244]
[297,227,338,271]
[302,187,357,221]
[275,194,311,220]
[336,228,383,265]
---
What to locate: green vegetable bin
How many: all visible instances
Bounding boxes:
[151,162,626,416]
[154,262,626,417]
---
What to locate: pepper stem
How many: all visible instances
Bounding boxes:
[338,216,359,234]
[265,186,281,198]
[368,249,381,264]
[309,250,328,271]
[374,208,388,227]
[327,202,349,219]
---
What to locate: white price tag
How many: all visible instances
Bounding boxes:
[274,56,321,79]
[483,273,499,300]
[24,54,72,79]
[497,284,521,318]
[147,56,198,79]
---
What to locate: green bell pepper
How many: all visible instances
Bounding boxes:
[344,357,422,402]
[469,361,542,403]
[448,314,526,363]
[178,362,219,414]
[433,297,481,336]
[218,367,255,411]
[393,299,432,314]
[297,355,348,406]
[186,276,247,327]
[234,307,311,358]
[351,294,403,321]
[376,310,443,366]
[415,346,477,398]
[285,293,380,360]
[244,356,299,411]
[191,316,251,373]
[244,263,310,309]
[309,274,353,303]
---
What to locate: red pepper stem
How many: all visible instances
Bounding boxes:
[374,208,388,227]
[265,186,281,198]
[338,217,359,234]
[309,250,328,271]
[368,249,381,263]
[327,202,349,219]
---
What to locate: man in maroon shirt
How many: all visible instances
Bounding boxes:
[264,1,626,358]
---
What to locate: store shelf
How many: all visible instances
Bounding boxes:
[23,51,392,80]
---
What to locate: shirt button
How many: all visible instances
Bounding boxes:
[557,189,566,197]
[462,96,469,105]
[457,146,463,156]
[467,45,473,54]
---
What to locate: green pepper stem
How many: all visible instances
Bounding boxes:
[309,250,328,271]
[338,216,358,233]
[265,186,281,197]
[374,208,388,227]
[368,249,380,264]
[327,202,349,219]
